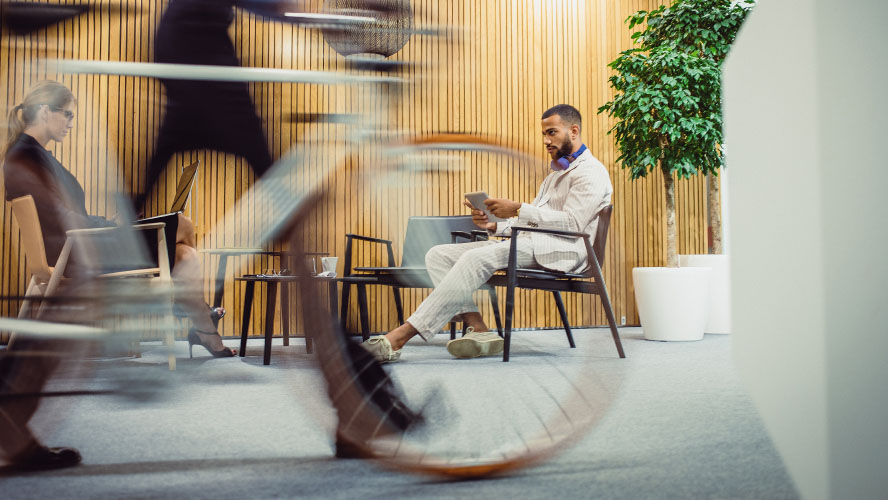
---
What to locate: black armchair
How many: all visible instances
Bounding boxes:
[340,233,405,340]
[340,216,497,340]
[485,205,625,361]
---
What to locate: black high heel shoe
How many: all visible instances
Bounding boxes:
[188,328,235,358]
[174,303,226,327]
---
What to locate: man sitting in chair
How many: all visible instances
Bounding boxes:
[362,104,614,362]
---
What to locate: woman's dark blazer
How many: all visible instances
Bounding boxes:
[3,133,114,267]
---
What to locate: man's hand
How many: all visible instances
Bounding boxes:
[463,199,496,232]
[484,198,521,218]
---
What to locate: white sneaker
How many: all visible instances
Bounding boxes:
[446,327,504,359]
[362,335,402,363]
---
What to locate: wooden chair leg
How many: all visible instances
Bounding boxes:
[503,284,516,362]
[36,241,71,320]
[339,281,351,332]
[392,286,404,325]
[165,329,176,371]
[449,316,468,339]
[212,255,229,308]
[599,291,625,358]
[162,289,175,370]
[586,249,626,359]
[17,277,39,319]
[552,291,575,348]
[486,286,503,337]
[356,284,370,341]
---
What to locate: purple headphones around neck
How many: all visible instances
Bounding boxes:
[551,144,587,171]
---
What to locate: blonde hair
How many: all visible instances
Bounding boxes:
[5,81,74,154]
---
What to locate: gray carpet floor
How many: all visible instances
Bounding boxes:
[0,328,800,500]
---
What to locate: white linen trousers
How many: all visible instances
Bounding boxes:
[406,238,536,340]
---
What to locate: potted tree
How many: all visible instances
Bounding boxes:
[598,0,753,340]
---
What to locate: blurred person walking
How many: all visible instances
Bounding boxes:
[0,81,240,470]
[134,0,301,210]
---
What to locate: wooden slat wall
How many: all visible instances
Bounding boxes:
[1,0,706,341]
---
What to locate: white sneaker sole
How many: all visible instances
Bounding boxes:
[446,336,504,359]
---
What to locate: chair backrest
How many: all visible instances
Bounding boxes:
[592,205,613,269]
[10,195,52,282]
[401,215,477,267]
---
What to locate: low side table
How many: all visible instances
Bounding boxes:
[235,275,339,365]
[201,248,264,309]
[236,275,299,365]
[201,248,329,310]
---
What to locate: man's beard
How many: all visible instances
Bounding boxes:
[556,141,573,159]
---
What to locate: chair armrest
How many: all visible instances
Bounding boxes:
[471,230,492,241]
[65,223,171,281]
[450,231,473,243]
[510,226,590,240]
[509,226,602,277]
[345,233,392,245]
[343,233,397,276]
[66,226,119,236]
[66,222,166,236]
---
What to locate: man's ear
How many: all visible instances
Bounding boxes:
[571,123,580,140]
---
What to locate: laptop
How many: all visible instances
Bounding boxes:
[137,161,199,222]
[134,161,199,270]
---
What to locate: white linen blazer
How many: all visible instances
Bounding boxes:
[493,149,613,273]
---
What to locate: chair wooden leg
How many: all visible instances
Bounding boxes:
[503,284,515,362]
[240,281,255,357]
[165,329,176,371]
[599,291,626,358]
[392,286,404,325]
[486,286,503,337]
[212,255,229,308]
[339,281,351,332]
[357,284,370,341]
[17,277,39,319]
[449,316,468,339]
[162,290,175,370]
[552,291,575,348]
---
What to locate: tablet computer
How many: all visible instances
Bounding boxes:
[465,191,507,222]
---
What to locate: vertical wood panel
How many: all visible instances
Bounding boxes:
[1,0,708,341]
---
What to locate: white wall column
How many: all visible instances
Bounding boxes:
[724,1,888,499]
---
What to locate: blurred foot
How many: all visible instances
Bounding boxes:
[11,444,81,471]
[361,336,401,363]
[334,433,377,459]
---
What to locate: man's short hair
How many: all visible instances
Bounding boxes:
[542,104,582,130]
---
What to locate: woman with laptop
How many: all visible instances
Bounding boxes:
[3,81,232,358]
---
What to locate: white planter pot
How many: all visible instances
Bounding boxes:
[679,254,731,334]
[633,267,712,341]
